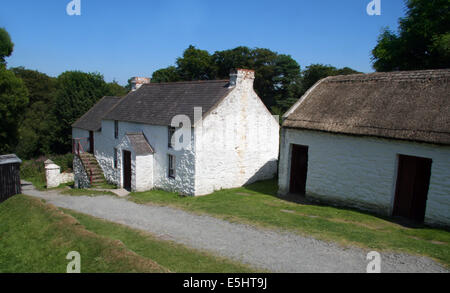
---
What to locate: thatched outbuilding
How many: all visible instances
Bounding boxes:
[278,69,450,226]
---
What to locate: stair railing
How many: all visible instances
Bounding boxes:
[72,137,94,185]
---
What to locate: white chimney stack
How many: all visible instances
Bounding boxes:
[229,68,255,88]
[131,77,151,91]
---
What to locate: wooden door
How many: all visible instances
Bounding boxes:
[289,144,309,195]
[123,150,132,191]
[89,131,94,154]
[393,155,432,223]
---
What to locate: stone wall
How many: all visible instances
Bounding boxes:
[278,128,450,226]
[45,160,74,188]
[73,155,90,189]
[194,70,280,195]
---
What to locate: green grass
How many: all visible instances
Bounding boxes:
[0,195,256,273]
[130,180,450,267]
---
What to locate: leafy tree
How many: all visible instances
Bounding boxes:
[300,64,360,96]
[151,66,181,83]
[0,28,13,66]
[52,71,112,153]
[0,68,29,153]
[176,45,215,80]
[372,0,450,71]
[10,67,57,158]
[106,80,128,97]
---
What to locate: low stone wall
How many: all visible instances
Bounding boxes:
[73,155,90,189]
[45,160,74,188]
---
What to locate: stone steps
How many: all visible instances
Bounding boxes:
[78,153,107,187]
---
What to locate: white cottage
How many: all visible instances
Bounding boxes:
[278,69,450,226]
[72,69,279,196]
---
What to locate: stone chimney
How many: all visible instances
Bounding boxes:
[229,69,255,88]
[131,77,151,91]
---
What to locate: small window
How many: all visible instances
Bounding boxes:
[168,155,176,179]
[168,127,176,148]
[113,148,118,169]
[114,121,119,139]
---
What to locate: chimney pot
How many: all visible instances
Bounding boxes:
[229,68,255,88]
[131,77,151,91]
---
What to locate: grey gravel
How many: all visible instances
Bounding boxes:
[22,183,448,273]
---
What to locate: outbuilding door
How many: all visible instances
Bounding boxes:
[123,150,132,191]
[290,144,309,195]
[393,155,432,223]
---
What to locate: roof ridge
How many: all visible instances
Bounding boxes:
[326,69,450,83]
[143,79,230,86]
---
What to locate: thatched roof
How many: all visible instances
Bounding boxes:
[283,69,450,145]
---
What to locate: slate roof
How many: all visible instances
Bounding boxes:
[104,80,233,126]
[0,154,22,165]
[126,133,154,155]
[283,69,450,145]
[72,96,121,131]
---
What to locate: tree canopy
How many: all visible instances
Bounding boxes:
[372,0,450,71]
[0,28,13,66]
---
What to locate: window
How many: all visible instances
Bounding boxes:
[168,155,176,179]
[168,127,176,148]
[114,121,119,139]
[113,148,118,169]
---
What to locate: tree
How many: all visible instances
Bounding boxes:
[151,66,181,83]
[176,45,215,80]
[0,68,29,154]
[106,80,128,97]
[300,64,360,96]
[0,28,13,66]
[10,67,57,158]
[52,71,112,153]
[372,0,450,71]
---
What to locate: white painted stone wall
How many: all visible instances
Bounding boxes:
[94,120,195,194]
[73,155,90,189]
[194,72,280,195]
[278,128,450,226]
[45,161,74,188]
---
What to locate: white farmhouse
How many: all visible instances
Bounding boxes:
[72,69,280,196]
[278,69,450,226]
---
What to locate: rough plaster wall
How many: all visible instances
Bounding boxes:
[194,80,280,196]
[278,128,450,226]
[136,155,153,192]
[72,128,91,189]
[73,155,90,189]
[72,128,90,151]
[94,120,195,194]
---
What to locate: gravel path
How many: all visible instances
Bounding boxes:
[22,183,447,273]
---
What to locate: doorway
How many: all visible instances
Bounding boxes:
[123,150,132,191]
[289,144,309,195]
[393,154,432,223]
[89,131,94,154]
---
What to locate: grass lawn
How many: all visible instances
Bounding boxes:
[130,180,450,267]
[0,195,256,273]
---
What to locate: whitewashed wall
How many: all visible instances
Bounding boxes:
[94,120,196,194]
[278,128,450,226]
[194,78,280,195]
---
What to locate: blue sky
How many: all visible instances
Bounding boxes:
[1,0,407,85]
